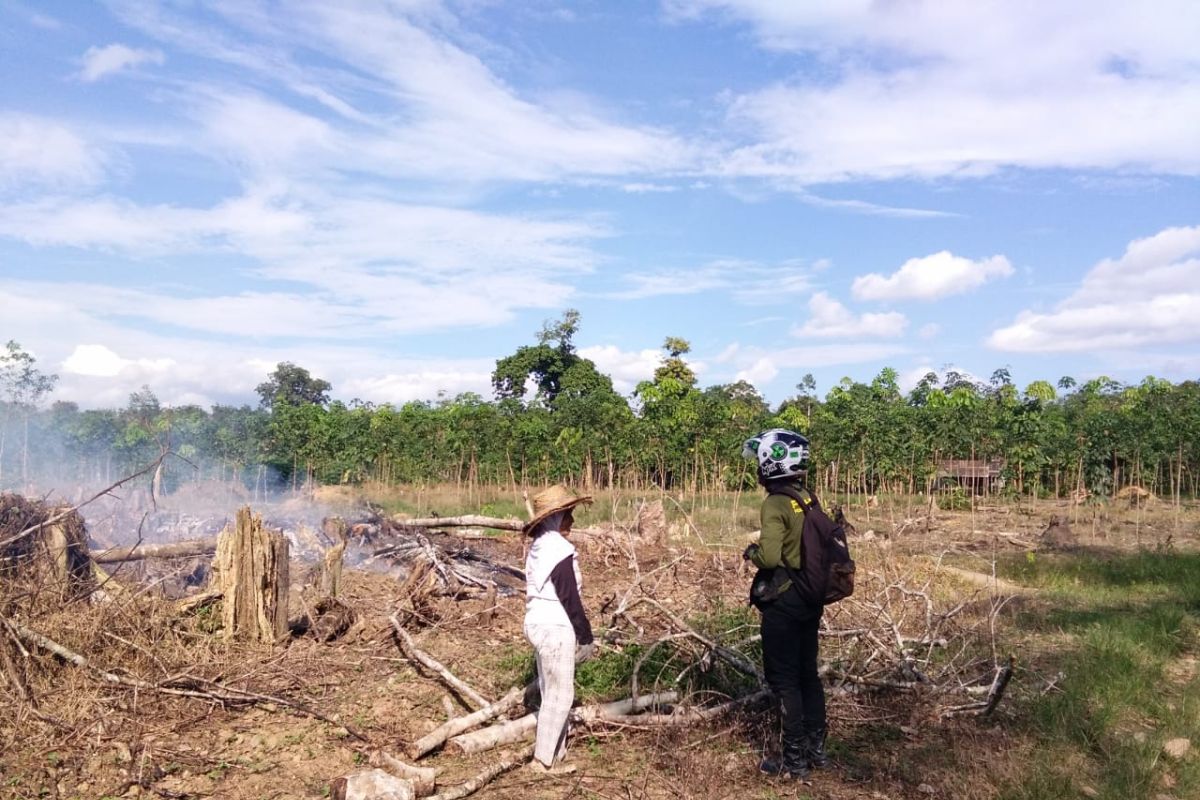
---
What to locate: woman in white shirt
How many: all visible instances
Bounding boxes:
[523,484,594,774]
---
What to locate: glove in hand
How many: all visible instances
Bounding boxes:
[574,642,596,663]
[742,543,760,561]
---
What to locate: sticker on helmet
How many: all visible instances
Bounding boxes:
[769,442,788,459]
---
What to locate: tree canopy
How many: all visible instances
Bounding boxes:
[3,320,1200,503]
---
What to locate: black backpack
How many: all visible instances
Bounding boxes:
[769,486,856,605]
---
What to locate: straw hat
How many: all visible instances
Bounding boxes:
[524,484,593,534]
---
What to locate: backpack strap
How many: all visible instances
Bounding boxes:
[768,484,817,514]
[766,484,815,573]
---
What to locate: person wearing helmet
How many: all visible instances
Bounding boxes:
[741,428,830,779]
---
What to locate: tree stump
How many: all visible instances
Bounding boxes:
[213,507,289,643]
[635,499,667,545]
[320,517,348,598]
[1040,515,1077,549]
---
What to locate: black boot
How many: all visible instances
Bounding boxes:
[804,727,829,769]
[759,736,811,779]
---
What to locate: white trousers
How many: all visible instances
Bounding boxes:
[524,621,576,765]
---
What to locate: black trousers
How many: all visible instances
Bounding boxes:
[760,602,825,739]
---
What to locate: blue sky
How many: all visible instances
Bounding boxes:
[2,0,1198,410]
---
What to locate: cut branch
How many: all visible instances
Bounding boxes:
[4,615,367,741]
[398,515,525,531]
[373,750,440,797]
[408,686,524,760]
[448,692,680,755]
[93,539,216,564]
[390,613,490,710]
[593,689,770,726]
[941,656,1017,717]
[426,744,532,800]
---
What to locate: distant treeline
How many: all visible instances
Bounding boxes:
[3,315,1199,501]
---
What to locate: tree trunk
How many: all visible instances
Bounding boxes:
[21,411,29,488]
[1176,444,1184,509]
[0,411,7,484]
[151,461,165,507]
[213,507,289,643]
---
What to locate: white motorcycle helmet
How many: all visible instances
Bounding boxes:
[742,428,811,481]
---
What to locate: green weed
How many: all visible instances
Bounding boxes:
[997,550,1200,800]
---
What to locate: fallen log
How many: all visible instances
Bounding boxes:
[398,515,524,531]
[93,539,216,564]
[394,515,606,539]
[409,686,524,759]
[448,692,679,755]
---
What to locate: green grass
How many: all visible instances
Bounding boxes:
[996,550,1200,800]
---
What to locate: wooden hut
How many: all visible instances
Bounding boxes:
[935,458,1005,493]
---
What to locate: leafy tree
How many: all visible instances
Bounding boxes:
[1023,381,1057,403]
[0,340,59,486]
[492,309,587,405]
[635,338,705,488]
[255,362,331,409]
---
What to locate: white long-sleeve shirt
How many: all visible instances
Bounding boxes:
[524,530,583,629]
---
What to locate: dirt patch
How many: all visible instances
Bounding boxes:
[937,565,1038,596]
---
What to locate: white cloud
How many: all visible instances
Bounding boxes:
[722,341,910,388]
[621,182,679,193]
[735,357,779,387]
[852,251,1013,302]
[989,225,1200,352]
[794,191,960,219]
[677,1,1200,182]
[897,364,938,394]
[200,93,335,168]
[337,363,496,404]
[108,2,696,185]
[80,44,165,82]
[0,184,602,337]
[2,285,503,410]
[0,115,104,188]
[610,259,817,302]
[918,323,941,340]
[792,292,907,338]
[64,344,134,377]
[578,344,698,395]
